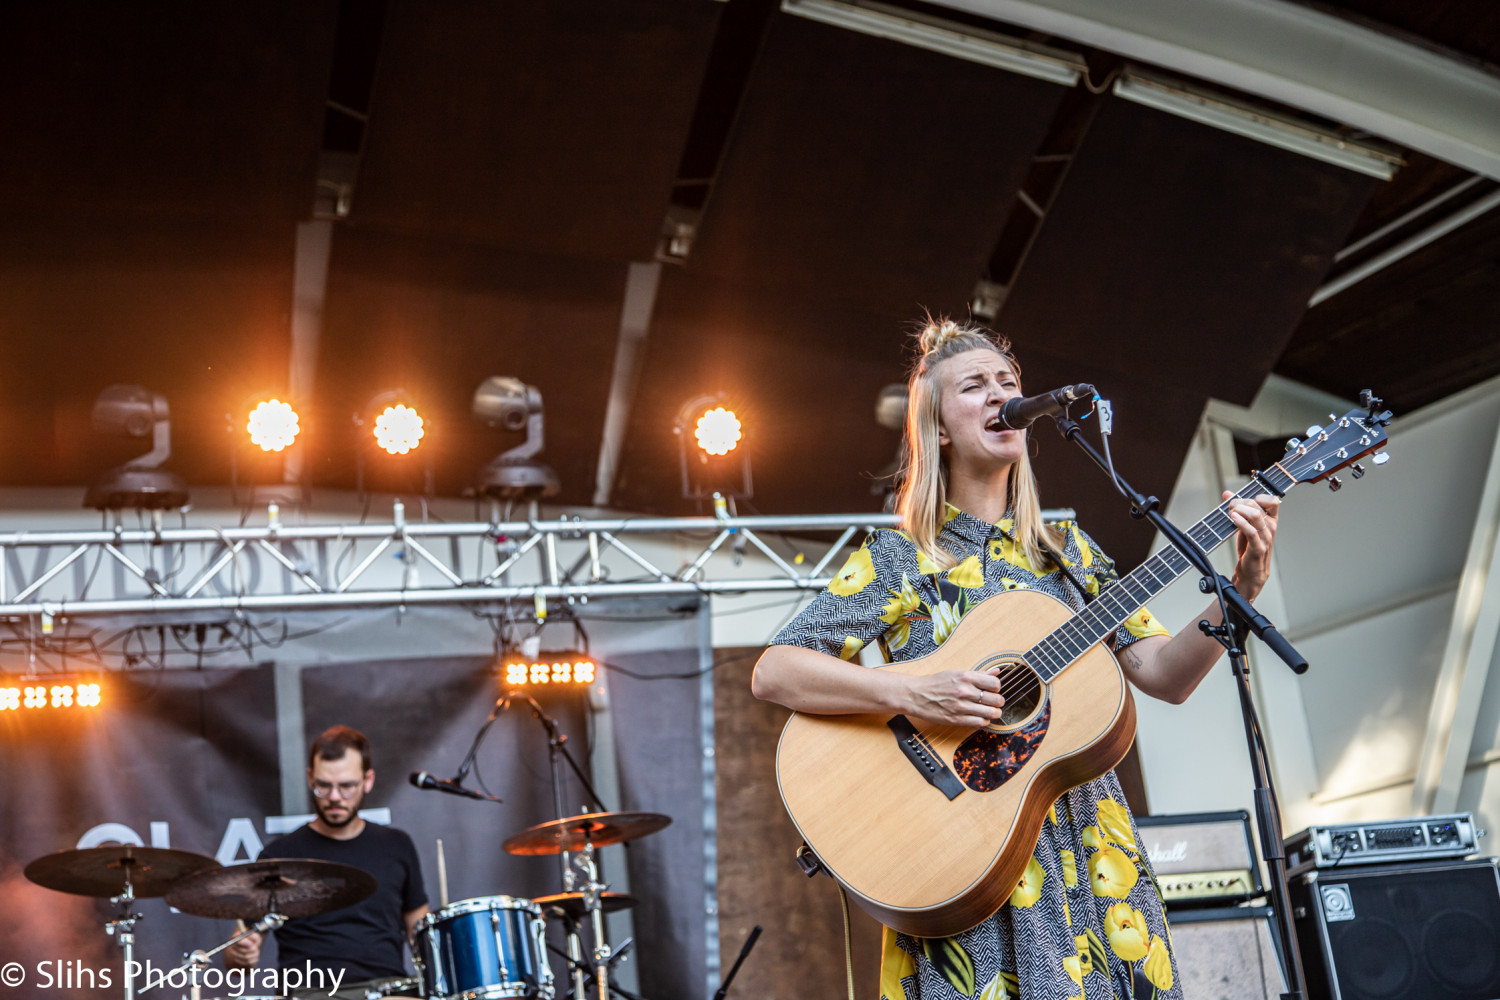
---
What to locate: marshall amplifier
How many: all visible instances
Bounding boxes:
[1290,857,1500,1000]
[1137,810,1263,906]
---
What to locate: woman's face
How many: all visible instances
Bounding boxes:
[935,347,1026,474]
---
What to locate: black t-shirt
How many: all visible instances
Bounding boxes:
[258,822,427,981]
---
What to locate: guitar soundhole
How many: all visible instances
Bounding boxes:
[981,656,1044,730]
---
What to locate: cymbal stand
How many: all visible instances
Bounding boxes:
[576,840,612,1000]
[104,871,142,1000]
[513,691,614,1000]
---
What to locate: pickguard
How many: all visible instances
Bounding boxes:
[951,699,1051,792]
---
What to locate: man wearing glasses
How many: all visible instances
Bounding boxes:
[225,726,429,988]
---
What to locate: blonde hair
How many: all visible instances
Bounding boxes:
[893,316,1062,571]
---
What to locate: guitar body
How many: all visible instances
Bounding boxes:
[776,587,1137,938]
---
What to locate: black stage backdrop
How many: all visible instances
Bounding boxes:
[0,639,706,1000]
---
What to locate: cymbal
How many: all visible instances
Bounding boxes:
[503,811,671,856]
[24,846,220,898]
[165,858,376,920]
[533,891,638,921]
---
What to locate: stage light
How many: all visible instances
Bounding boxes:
[247,399,300,452]
[374,403,425,455]
[472,377,559,499]
[694,407,742,456]
[504,657,597,688]
[2,680,102,710]
[84,385,190,510]
[675,394,753,501]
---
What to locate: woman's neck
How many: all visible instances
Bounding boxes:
[946,463,1013,525]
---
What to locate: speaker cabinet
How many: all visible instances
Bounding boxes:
[1169,905,1285,1000]
[1290,858,1500,1000]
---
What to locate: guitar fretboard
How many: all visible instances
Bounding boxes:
[1026,464,1295,681]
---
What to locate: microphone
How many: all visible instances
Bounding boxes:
[996,383,1096,430]
[409,771,487,800]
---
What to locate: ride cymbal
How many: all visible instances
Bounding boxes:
[165,858,376,920]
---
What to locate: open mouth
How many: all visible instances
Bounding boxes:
[985,414,1006,432]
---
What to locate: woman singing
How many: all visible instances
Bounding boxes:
[752,318,1279,1000]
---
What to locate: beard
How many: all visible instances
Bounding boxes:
[315,789,365,827]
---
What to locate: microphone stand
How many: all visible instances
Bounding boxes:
[512,691,616,1000]
[1052,409,1309,1000]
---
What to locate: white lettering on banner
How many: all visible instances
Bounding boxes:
[73,811,396,864]
[76,823,144,849]
[216,818,264,866]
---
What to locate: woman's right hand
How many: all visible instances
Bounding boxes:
[903,670,1004,726]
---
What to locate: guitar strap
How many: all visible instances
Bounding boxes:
[997,524,1096,607]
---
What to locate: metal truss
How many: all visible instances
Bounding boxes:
[0,504,1075,621]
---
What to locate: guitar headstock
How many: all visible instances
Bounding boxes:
[1277,392,1392,487]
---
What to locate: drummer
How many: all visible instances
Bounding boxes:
[226,726,429,987]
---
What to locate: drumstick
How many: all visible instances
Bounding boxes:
[436,838,449,908]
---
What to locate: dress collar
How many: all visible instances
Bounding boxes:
[941,503,1015,546]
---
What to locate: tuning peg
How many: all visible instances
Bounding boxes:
[1328,476,1342,492]
[1305,424,1324,438]
[1285,436,1302,452]
[1373,452,1390,465]
[1351,464,1366,479]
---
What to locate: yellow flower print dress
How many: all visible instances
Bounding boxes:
[773,508,1178,1000]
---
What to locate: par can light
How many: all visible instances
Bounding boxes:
[694,407,742,456]
[247,399,301,452]
[374,404,425,455]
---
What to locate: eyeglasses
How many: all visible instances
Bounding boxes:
[310,780,363,800]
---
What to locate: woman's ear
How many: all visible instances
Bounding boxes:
[937,421,950,447]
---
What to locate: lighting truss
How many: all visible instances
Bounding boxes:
[0,505,1074,621]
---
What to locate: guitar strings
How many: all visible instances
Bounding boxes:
[921,473,1281,746]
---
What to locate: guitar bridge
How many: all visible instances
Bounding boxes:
[887,715,965,800]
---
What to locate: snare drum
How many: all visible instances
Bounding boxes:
[414,895,553,999]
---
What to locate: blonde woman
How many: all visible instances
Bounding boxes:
[753,318,1279,1000]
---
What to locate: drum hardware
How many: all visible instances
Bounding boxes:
[162,913,287,1000]
[504,815,668,1000]
[24,845,221,1000]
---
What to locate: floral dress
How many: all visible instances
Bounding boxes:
[772,506,1182,1000]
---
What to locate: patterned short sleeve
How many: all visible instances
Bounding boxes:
[1064,523,1172,650]
[771,529,913,663]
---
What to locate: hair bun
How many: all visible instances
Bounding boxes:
[917,318,965,356]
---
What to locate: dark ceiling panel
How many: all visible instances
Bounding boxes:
[611,14,1071,516]
[994,97,1376,564]
[688,14,1069,314]
[311,231,629,503]
[349,0,721,261]
[1277,210,1500,413]
[0,221,297,488]
[0,2,337,223]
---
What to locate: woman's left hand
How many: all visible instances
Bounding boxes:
[1224,492,1280,600]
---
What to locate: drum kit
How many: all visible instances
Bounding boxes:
[24,807,667,1000]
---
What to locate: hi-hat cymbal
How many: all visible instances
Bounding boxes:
[24,846,220,898]
[502,811,671,856]
[533,891,638,921]
[165,858,376,920]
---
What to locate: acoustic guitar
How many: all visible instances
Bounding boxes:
[777,402,1391,937]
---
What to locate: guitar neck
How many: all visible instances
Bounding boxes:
[1026,464,1296,681]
